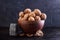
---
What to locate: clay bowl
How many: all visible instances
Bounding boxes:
[18,20,45,34]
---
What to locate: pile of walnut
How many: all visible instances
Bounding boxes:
[18,8,47,21]
[18,8,47,37]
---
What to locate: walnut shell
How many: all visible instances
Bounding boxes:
[35,16,41,21]
[29,12,35,17]
[19,11,24,17]
[23,14,29,21]
[35,30,43,37]
[40,13,47,20]
[34,9,41,16]
[26,34,33,37]
[24,8,31,13]
[28,17,35,21]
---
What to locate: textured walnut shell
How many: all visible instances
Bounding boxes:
[35,16,41,21]
[35,30,43,36]
[24,8,31,13]
[28,17,35,21]
[23,14,29,21]
[19,11,24,17]
[29,12,36,17]
[40,13,47,20]
[34,9,41,16]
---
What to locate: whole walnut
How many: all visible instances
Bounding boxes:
[40,13,47,20]
[34,9,41,16]
[35,16,41,21]
[19,11,24,17]
[28,16,35,21]
[24,8,31,13]
[23,14,29,21]
[35,30,43,37]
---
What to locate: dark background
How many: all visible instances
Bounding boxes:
[0,0,60,27]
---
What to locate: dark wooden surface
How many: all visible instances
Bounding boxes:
[0,27,60,40]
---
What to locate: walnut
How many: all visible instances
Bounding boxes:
[34,9,41,16]
[19,11,24,17]
[26,34,33,37]
[29,12,36,17]
[35,30,44,37]
[23,14,29,21]
[40,13,47,20]
[28,17,35,21]
[35,16,41,21]
[24,8,31,13]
